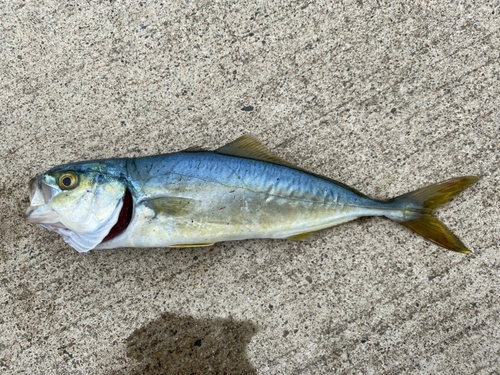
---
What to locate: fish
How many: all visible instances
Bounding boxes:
[25,135,479,253]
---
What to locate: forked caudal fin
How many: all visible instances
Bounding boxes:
[390,176,480,254]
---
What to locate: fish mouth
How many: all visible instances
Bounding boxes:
[101,188,133,243]
[25,178,56,222]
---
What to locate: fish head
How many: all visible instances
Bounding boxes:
[25,161,129,252]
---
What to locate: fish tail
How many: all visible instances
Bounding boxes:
[388,176,480,253]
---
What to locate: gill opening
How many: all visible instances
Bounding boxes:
[101,188,133,243]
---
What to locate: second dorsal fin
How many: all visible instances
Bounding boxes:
[216,135,369,198]
[215,135,297,168]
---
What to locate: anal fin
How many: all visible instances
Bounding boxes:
[287,230,321,241]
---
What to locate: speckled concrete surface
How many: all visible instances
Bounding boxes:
[1,1,499,374]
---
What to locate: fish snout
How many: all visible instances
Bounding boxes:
[25,176,53,222]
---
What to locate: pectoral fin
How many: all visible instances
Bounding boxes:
[143,197,197,217]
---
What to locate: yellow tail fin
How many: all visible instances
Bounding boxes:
[392,176,480,254]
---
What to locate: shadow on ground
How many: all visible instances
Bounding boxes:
[117,312,258,375]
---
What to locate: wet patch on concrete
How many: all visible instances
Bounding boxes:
[120,313,258,375]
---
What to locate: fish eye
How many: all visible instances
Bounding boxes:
[58,171,79,190]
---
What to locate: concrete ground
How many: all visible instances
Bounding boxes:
[1,1,499,374]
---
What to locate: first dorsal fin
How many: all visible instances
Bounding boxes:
[183,145,206,152]
[215,135,298,168]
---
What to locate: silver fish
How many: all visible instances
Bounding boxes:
[25,135,479,253]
